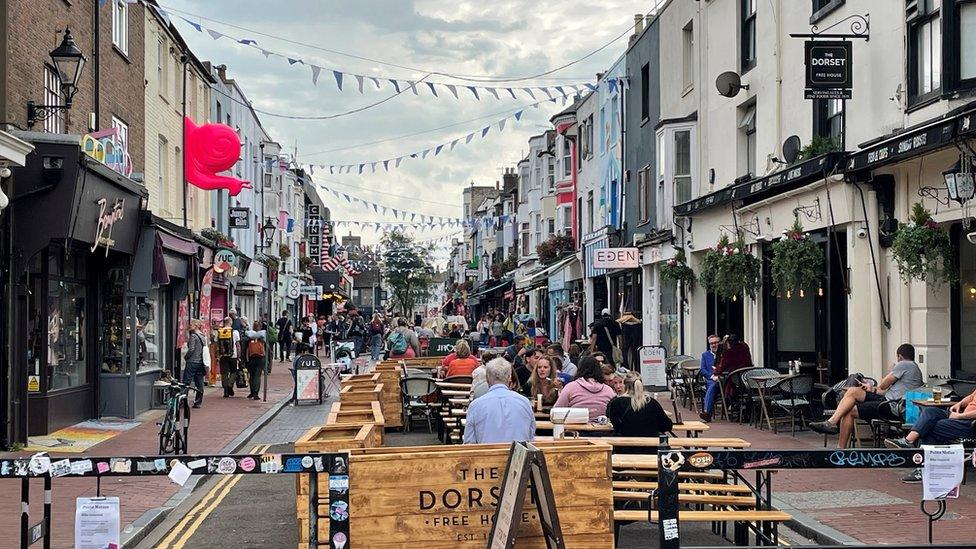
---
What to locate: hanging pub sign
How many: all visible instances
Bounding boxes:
[228,207,250,229]
[804,40,852,99]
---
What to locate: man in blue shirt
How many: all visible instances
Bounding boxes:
[463,358,536,444]
[699,335,721,422]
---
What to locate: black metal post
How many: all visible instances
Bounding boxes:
[657,436,680,549]
[20,478,28,549]
[308,469,319,548]
[42,476,51,549]
[181,56,188,228]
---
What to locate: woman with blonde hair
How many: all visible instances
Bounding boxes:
[445,340,479,378]
[524,355,561,408]
[605,371,673,436]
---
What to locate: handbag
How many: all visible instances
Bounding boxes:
[198,333,211,369]
[603,326,623,364]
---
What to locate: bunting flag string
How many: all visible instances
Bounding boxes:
[157,5,601,102]
[307,98,559,175]
[317,184,464,223]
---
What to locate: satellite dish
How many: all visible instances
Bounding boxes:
[783,135,802,164]
[715,71,748,98]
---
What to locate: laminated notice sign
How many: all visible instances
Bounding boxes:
[922,444,964,500]
[75,497,120,549]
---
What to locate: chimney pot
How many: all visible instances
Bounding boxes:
[634,14,644,35]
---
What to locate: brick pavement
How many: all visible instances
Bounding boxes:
[680,403,976,545]
[0,360,296,549]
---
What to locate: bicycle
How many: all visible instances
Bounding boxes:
[156,379,200,455]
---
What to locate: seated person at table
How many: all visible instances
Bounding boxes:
[439,339,465,372]
[503,337,527,369]
[607,371,674,436]
[553,357,617,420]
[463,358,536,444]
[548,343,577,380]
[886,387,976,482]
[523,356,562,407]
[514,346,541,388]
[811,344,924,448]
[698,334,722,422]
[445,341,479,378]
[602,365,626,395]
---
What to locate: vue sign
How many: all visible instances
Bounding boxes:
[591,247,639,269]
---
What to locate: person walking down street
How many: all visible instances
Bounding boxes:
[294,317,315,355]
[368,313,385,361]
[388,318,420,358]
[490,314,505,347]
[463,358,536,444]
[316,315,328,356]
[182,319,207,408]
[244,321,267,400]
[348,310,368,355]
[216,317,240,397]
[589,308,621,366]
[275,311,293,362]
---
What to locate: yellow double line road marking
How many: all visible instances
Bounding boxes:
[158,444,269,549]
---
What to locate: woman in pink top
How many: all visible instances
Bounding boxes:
[553,357,616,420]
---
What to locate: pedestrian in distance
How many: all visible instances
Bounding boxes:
[182,319,207,408]
[216,317,240,397]
[275,311,293,362]
[463,358,536,444]
[245,320,267,400]
[368,313,385,361]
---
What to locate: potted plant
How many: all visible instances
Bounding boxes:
[770,219,824,298]
[299,255,314,273]
[661,249,696,291]
[892,202,956,285]
[698,235,729,292]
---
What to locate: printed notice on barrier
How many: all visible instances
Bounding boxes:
[922,444,964,500]
[75,497,120,549]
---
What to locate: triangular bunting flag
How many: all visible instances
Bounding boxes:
[311,65,322,84]
[370,77,381,89]
[239,39,258,46]
[355,75,364,93]
[507,88,517,99]
[287,57,301,65]
[407,81,419,95]
[260,49,272,58]
[183,18,203,32]
[466,86,480,100]
[498,118,507,132]
[515,110,524,121]
[446,84,459,99]
[450,139,459,151]
[465,133,475,144]
[555,86,565,96]
[389,80,400,93]
[486,88,500,100]
[395,157,403,168]
[206,29,223,40]
[481,126,490,138]
[435,144,444,156]
[540,87,554,99]
[522,87,536,99]
[383,160,389,171]
[426,82,438,97]
[421,149,430,159]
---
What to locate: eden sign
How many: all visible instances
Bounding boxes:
[591,247,639,269]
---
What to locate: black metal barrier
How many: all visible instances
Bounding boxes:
[650,439,970,548]
[2,452,350,549]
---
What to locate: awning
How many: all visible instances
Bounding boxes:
[584,236,610,278]
[469,277,513,298]
[518,255,577,292]
[674,151,844,216]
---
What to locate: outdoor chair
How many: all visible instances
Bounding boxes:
[769,375,814,436]
[726,367,761,424]
[818,376,878,447]
[947,377,976,400]
[400,375,439,433]
[870,398,908,447]
[742,368,781,429]
[676,358,703,412]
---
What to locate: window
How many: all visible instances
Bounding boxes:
[560,205,572,234]
[157,38,167,98]
[562,137,572,178]
[585,114,594,158]
[42,66,64,134]
[738,104,757,177]
[674,130,692,205]
[638,166,651,223]
[112,0,128,55]
[814,98,844,146]
[943,0,976,93]
[111,116,129,163]
[682,21,694,90]
[907,0,941,102]
[811,0,845,22]
[158,136,169,210]
[641,63,650,121]
[586,191,594,233]
[533,163,541,189]
[47,280,88,390]
[521,223,531,256]
[959,1,976,80]
[534,214,542,250]
[741,0,757,71]
[547,218,555,236]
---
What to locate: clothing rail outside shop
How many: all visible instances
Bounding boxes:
[2,451,351,549]
[649,441,972,548]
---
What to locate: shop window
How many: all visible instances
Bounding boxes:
[958,1,976,80]
[43,66,64,134]
[957,230,976,375]
[907,0,941,104]
[136,294,163,372]
[112,0,128,55]
[741,0,757,72]
[48,280,88,390]
[562,138,572,178]
[641,63,650,122]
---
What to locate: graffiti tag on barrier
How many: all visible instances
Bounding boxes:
[827,450,908,468]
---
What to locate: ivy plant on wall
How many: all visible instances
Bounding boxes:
[892,202,956,286]
[770,219,824,297]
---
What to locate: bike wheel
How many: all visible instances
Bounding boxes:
[175,398,192,454]
[159,416,176,454]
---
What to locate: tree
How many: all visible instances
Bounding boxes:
[379,232,436,317]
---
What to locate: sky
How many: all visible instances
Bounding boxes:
[160,0,653,257]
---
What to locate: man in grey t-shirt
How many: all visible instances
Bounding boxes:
[811,344,924,448]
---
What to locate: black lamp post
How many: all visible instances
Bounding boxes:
[27,28,87,129]
[259,216,277,402]
[261,217,277,248]
[944,155,976,205]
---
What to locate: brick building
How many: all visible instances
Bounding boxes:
[0,0,145,171]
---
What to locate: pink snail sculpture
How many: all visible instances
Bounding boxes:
[184,117,252,196]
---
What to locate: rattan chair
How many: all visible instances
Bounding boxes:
[769,375,814,435]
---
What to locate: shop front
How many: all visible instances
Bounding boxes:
[6,135,148,438]
[582,229,610,323]
[639,238,680,357]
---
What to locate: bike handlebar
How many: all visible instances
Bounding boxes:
[161,380,202,394]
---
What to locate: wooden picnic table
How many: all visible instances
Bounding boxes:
[435,382,473,390]
[535,420,709,436]
[440,389,470,397]
[536,436,750,449]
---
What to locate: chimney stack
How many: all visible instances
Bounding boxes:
[633,14,644,36]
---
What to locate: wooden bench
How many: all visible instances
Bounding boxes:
[614,469,727,481]
[612,480,754,494]
[612,509,791,523]
[613,491,755,506]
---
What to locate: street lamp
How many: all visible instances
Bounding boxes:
[27,28,87,128]
[943,155,976,205]
[482,250,490,279]
[261,217,277,248]
[258,216,277,403]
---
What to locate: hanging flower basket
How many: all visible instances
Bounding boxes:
[771,219,824,297]
[700,235,762,300]
[661,249,696,291]
[892,202,956,286]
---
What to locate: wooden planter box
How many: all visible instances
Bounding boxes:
[372,362,404,429]
[339,383,383,404]
[340,440,613,548]
[295,424,376,497]
[326,401,385,446]
[340,373,381,388]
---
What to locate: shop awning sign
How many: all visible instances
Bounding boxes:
[804,41,852,100]
[228,207,249,229]
[591,247,639,270]
[300,285,322,299]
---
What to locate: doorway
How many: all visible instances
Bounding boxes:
[706,292,744,341]
[762,230,848,381]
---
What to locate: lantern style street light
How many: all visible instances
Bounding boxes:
[27,28,87,128]
[944,155,976,205]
